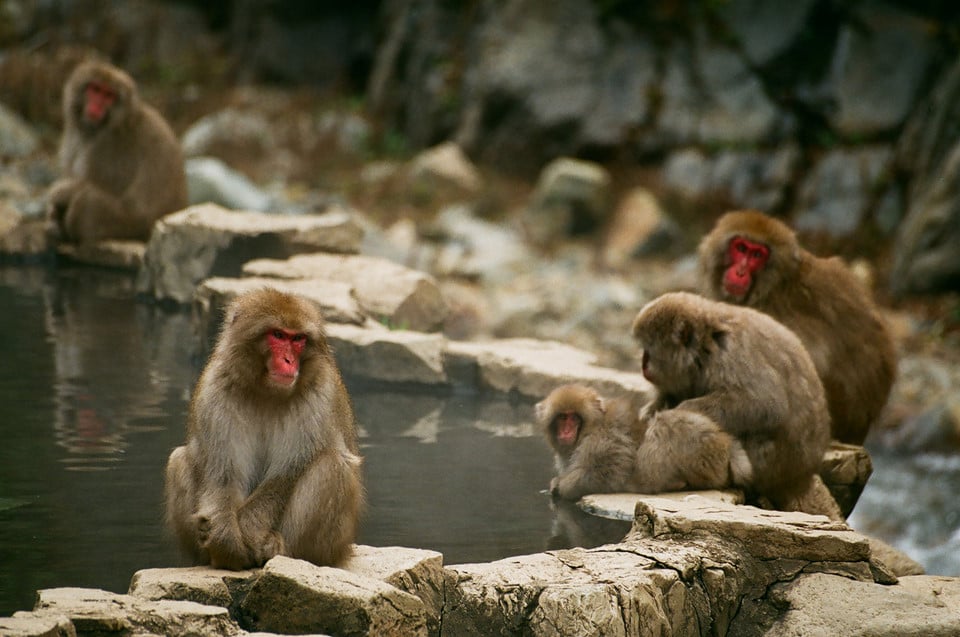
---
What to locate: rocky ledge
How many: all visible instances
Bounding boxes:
[2,493,953,637]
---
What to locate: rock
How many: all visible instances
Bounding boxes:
[820,441,873,517]
[765,573,960,636]
[793,146,892,238]
[182,109,274,160]
[663,145,800,212]
[136,203,363,304]
[407,141,483,198]
[828,5,937,137]
[243,253,448,333]
[890,140,960,295]
[656,27,783,146]
[446,337,651,401]
[0,613,76,637]
[427,205,535,283]
[602,187,682,266]
[240,555,427,636]
[56,240,145,271]
[580,490,746,521]
[327,323,447,385]
[185,157,276,212]
[128,565,257,609]
[523,157,611,244]
[31,587,239,637]
[0,101,39,158]
[718,0,818,66]
[0,205,49,258]
[342,545,450,637]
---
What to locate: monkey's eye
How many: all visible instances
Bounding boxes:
[272,329,286,340]
[735,241,748,253]
[752,250,764,259]
[291,334,307,343]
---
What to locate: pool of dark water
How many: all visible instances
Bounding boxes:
[0,265,630,615]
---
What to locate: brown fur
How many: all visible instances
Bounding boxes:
[632,292,832,512]
[46,61,187,244]
[536,384,734,500]
[164,288,363,569]
[698,210,896,444]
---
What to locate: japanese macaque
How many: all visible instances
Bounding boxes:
[164,288,363,569]
[46,60,187,244]
[632,292,838,517]
[698,210,896,445]
[536,384,736,501]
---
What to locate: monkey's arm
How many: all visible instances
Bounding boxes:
[676,390,777,438]
[552,431,635,500]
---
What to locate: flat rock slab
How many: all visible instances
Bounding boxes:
[581,490,745,521]
[32,587,239,637]
[446,337,652,401]
[327,323,448,385]
[767,573,960,636]
[0,613,76,637]
[243,252,449,332]
[137,203,363,304]
[128,565,257,608]
[240,555,427,636]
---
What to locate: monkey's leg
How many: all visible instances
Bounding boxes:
[776,474,844,522]
[633,409,734,493]
[196,484,253,570]
[279,448,364,567]
[62,182,139,243]
[553,434,636,500]
[164,446,208,564]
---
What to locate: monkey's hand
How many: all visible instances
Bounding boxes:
[196,512,253,570]
[45,178,79,242]
[246,530,286,567]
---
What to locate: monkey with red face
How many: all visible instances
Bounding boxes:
[46,61,187,244]
[164,288,363,569]
[698,211,896,445]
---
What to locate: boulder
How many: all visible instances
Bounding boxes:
[601,187,682,266]
[0,205,48,259]
[765,573,960,636]
[406,141,483,198]
[0,613,75,637]
[185,156,276,212]
[522,157,612,244]
[31,587,239,637]
[243,252,448,333]
[327,323,447,385]
[793,146,892,238]
[128,565,257,609]
[136,204,363,304]
[0,102,39,158]
[821,441,873,517]
[239,555,427,636]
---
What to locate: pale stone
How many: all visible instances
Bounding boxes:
[128,565,257,608]
[327,323,447,385]
[524,157,612,244]
[446,337,652,401]
[243,252,448,332]
[240,555,427,636]
[32,587,239,637]
[0,613,75,637]
[407,141,483,196]
[136,203,363,304]
[765,573,960,636]
[0,210,49,257]
[342,545,449,636]
[580,490,745,522]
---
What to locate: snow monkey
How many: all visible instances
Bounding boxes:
[47,60,187,244]
[536,383,736,501]
[165,288,363,569]
[698,210,896,445]
[632,292,840,518]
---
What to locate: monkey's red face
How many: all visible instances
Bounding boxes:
[552,412,582,448]
[83,81,117,125]
[265,329,307,389]
[723,236,770,300]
